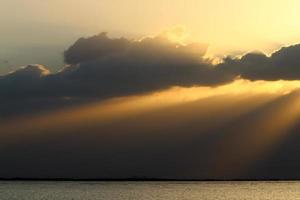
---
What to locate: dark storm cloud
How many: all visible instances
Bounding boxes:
[219,44,300,80]
[60,33,232,98]
[0,33,233,102]
[0,65,49,98]
[64,32,131,64]
[2,33,300,118]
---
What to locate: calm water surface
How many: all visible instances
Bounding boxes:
[0,181,300,200]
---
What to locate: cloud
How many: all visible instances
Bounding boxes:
[64,33,131,65]
[0,65,49,99]
[0,33,233,102]
[61,33,232,98]
[219,44,300,80]
[6,64,50,78]
[2,32,300,118]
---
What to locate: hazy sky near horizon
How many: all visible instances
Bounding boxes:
[1,0,300,53]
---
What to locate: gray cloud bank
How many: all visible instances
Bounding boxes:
[0,33,225,117]
[220,44,300,80]
[2,33,300,103]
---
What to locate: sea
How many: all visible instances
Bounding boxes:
[0,181,299,200]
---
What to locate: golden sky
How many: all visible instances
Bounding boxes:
[1,0,300,55]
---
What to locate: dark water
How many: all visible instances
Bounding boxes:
[0,181,299,200]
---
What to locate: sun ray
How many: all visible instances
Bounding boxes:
[208,91,300,178]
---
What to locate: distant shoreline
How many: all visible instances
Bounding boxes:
[0,178,299,182]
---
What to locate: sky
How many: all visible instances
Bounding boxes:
[2,0,300,180]
[1,0,300,73]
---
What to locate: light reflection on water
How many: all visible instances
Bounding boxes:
[0,181,300,200]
